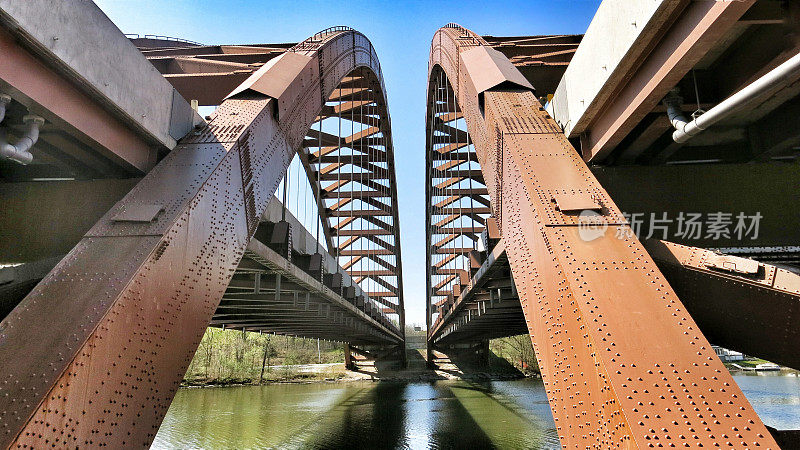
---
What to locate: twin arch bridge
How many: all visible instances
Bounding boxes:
[0,0,799,448]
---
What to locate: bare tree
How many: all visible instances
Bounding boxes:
[197,329,216,378]
[259,335,276,383]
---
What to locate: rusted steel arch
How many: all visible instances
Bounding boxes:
[0,27,402,449]
[425,24,777,448]
[425,62,492,336]
[298,61,406,325]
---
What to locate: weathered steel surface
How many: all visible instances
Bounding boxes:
[425,31,580,346]
[137,30,406,337]
[0,27,157,173]
[0,28,392,449]
[646,239,800,371]
[426,24,778,448]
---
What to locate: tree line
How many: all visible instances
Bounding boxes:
[184,327,345,385]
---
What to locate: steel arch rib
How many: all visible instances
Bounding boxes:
[0,28,402,449]
[296,62,405,332]
[425,24,777,448]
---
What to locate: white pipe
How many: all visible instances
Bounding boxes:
[671,52,800,144]
[0,94,10,124]
[0,114,44,165]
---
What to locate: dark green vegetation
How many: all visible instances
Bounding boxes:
[183,328,346,385]
[490,335,540,375]
[182,327,541,385]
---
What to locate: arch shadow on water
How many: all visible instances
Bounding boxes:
[299,381,497,450]
[153,379,565,449]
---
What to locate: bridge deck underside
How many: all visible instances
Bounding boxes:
[430,240,527,347]
[216,243,400,344]
[214,203,401,344]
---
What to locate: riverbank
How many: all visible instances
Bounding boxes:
[182,329,543,386]
[183,363,351,386]
[183,359,797,388]
[183,347,534,386]
[182,328,350,386]
[182,361,532,387]
[723,359,799,375]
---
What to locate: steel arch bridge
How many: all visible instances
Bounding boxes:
[424,23,783,448]
[0,27,405,448]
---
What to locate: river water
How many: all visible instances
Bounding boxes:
[153,372,800,449]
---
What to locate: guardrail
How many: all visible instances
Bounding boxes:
[125,33,203,46]
[442,23,487,46]
[289,26,354,52]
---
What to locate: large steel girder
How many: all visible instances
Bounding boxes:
[0,29,391,449]
[427,25,777,448]
[645,239,800,372]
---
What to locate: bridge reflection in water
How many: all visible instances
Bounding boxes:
[152,373,800,449]
[152,380,560,449]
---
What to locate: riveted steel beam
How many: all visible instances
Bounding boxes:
[142,27,407,346]
[0,28,402,449]
[645,239,800,371]
[426,24,777,448]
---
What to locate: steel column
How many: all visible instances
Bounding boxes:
[0,28,396,449]
[426,24,777,448]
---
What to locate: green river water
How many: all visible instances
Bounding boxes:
[152,373,800,449]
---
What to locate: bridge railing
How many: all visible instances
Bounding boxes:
[442,23,487,46]
[290,26,355,52]
[125,33,203,46]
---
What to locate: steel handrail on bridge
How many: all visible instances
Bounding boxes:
[290,25,355,52]
[125,33,204,46]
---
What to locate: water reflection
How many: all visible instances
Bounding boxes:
[153,375,799,449]
[153,379,557,449]
[153,384,357,448]
[732,372,800,431]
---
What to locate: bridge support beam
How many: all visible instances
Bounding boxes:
[427,25,778,448]
[0,93,292,448]
[0,93,290,448]
[0,28,395,448]
[344,344,355,370]
[488,86,778,450]
[645,239,800,371]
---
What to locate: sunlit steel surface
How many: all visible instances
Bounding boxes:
[425,23,778,448]
[0,27,404,448]
[135,30,406,329]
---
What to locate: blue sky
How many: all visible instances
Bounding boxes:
[95,0,602,326]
